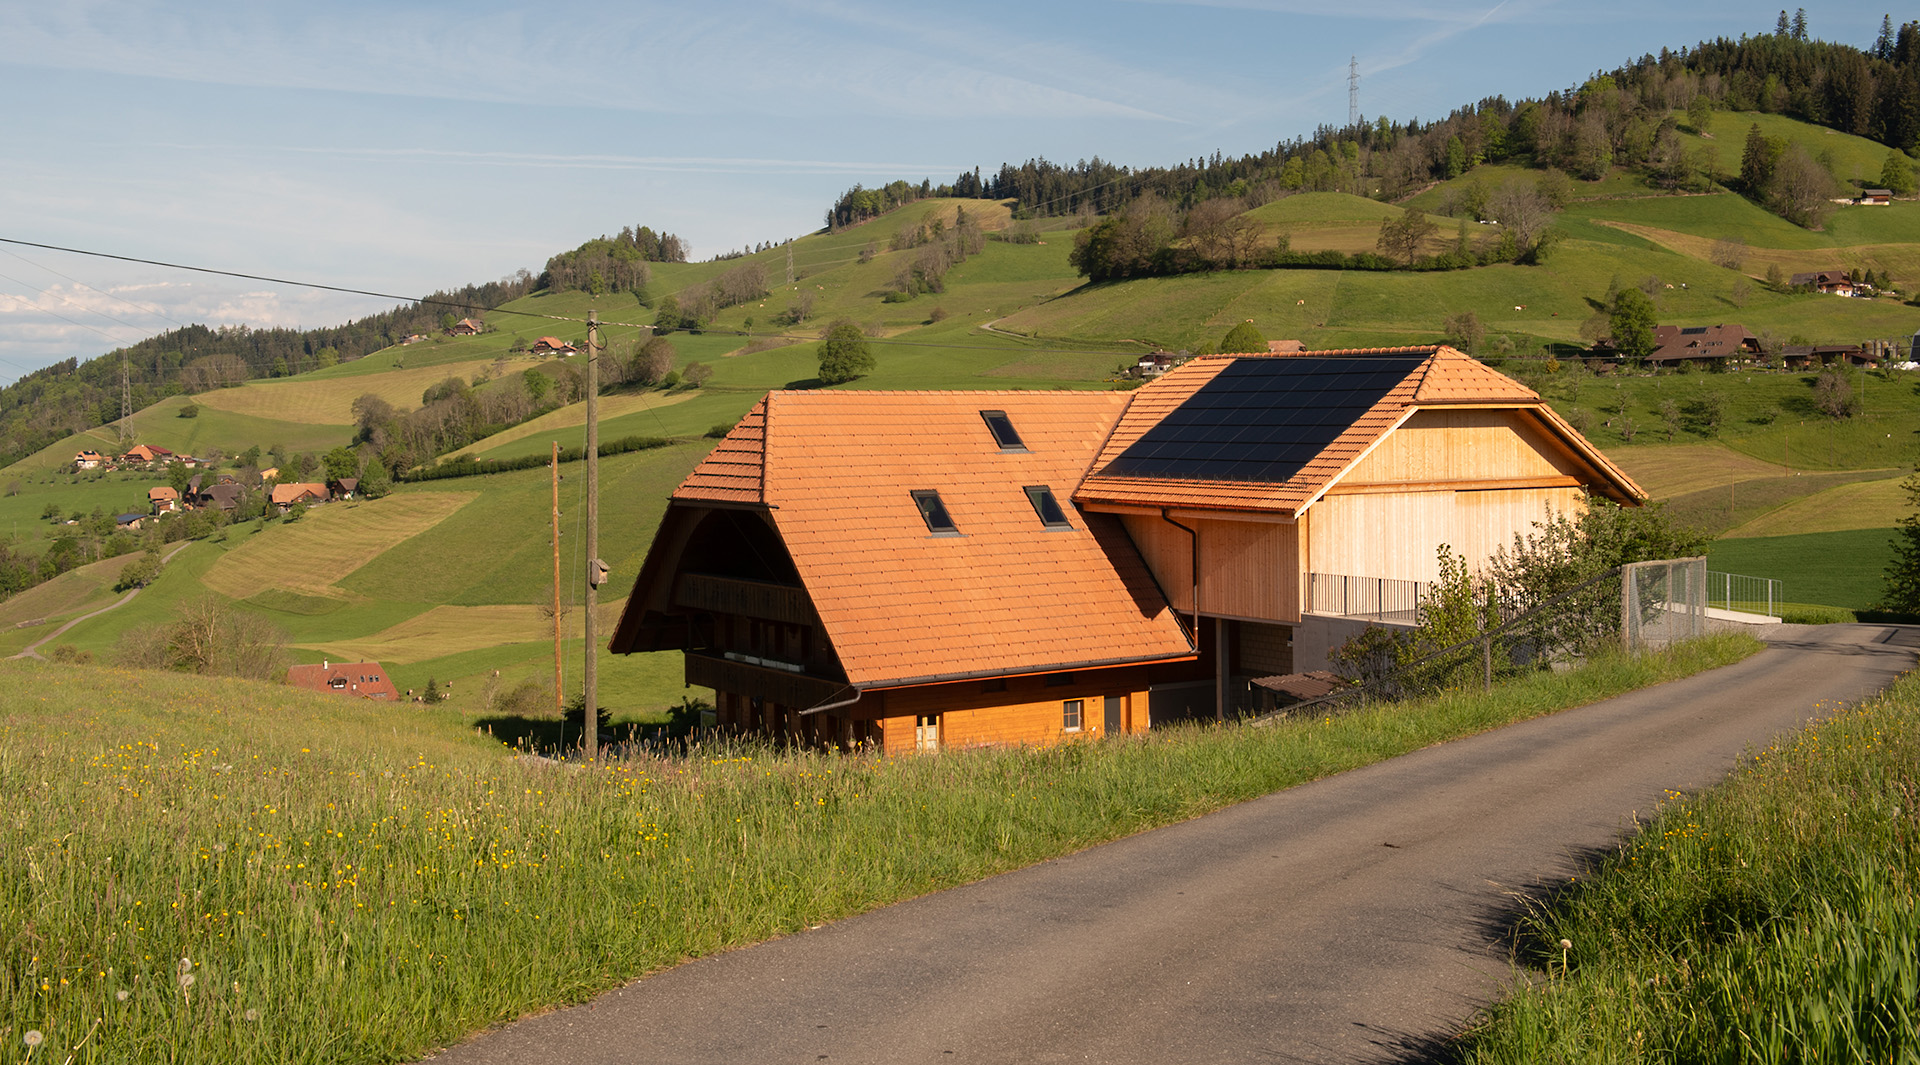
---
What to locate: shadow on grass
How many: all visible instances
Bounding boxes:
[474,697,713,756]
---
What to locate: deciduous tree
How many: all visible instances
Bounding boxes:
[817,322,875,384]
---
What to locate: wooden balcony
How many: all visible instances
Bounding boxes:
[685,652,848,710]
[674,573,813,625]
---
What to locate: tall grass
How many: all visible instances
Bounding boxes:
[1452,671,1920,1064]
[1,634,1757,1064]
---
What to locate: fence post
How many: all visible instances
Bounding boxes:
[1482,633,1491,691]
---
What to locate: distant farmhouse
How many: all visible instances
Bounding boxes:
[286,660,400,700]
[1648,325,1763,369]
[529,336,579,356]
[1789,271,1855,296]
[611,345,1643,754]
[447,318,485,336]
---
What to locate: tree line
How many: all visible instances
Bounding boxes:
[540,225,689,298]
[825,14,1920,240]
[0,273,538,467]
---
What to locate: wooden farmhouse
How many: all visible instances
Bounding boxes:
[609,346,1644,753]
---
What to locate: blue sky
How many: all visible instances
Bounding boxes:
[0,0,1887,381]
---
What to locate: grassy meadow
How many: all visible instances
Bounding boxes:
[1452,667,1919,1064]
[0,633,1758,1064]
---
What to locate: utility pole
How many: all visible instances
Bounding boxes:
[552,442,563,719]
[583,310,601,759]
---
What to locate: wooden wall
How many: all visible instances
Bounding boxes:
[1307,486,1585,583]
[1120,514,1299,623]
[1308,408,1589,585]
[868,665,1153,755]
[1343,408,1575,484]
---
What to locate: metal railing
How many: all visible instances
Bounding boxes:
[1706,570,1780,618]
[1307,573,1429,621]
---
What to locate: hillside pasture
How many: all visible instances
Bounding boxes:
[1608,442,1787,498]
[1660,468,1898,536]
[445,389,701,459]
[193,357,512,424]
[1706,527,1897,609]
[198,492,477,601]
[1720,472,1911,538]
[297,602,599,665]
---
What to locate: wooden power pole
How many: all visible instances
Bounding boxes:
[583,310,601,758]
[551,442,563,719]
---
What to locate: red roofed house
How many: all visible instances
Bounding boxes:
[75,450,105,469]
[286,660,400,700]
[1648,324,1763,369]
[122,444,173,465]
[611,346,1644,752]
[148,486,180,513]
[270,483,327,510]
[529,336,579,356]
[1789,271,1855,295]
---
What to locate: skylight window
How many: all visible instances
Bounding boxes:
[979,410,1027,451]
[1024,485,1072,529]
[911,490,960,536]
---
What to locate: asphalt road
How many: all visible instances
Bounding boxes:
[427,623,1917,1065]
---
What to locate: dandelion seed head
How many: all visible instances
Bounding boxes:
[244,1008,260,1022]
[1559,938,1573,951]
[177,957,192,974]
[23,1031,44,1047]
[116,990,130,1002]
[178,973,195,989]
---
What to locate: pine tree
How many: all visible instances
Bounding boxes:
[1882,472,1920,613]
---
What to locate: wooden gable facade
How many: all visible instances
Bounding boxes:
[611,347,1643,749]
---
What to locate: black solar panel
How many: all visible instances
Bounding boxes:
[1098,357,1423,483]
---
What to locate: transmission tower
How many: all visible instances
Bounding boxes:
[1349,56,1360,129]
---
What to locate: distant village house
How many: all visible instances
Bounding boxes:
[286,660,400,700]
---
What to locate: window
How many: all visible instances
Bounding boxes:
[910,490,960,536]
[1062,699,1083,732]
[1023,485,1072,529]
[979,410,1027,452]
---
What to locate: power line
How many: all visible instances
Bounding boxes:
[0,235,1158,359]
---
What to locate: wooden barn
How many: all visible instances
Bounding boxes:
[609,346,1645,752]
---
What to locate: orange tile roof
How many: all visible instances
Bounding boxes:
[1076,345,1637,515]
[675,390,1194,688]
[270,483,326,505]
[285,661,400,700]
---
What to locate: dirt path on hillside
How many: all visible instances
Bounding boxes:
[10,541,195,661]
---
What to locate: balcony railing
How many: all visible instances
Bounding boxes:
[1307,573,1429,622]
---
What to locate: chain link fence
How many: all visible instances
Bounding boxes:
[1254,556,1708,724]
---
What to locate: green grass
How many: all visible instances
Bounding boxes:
[1450,668,1920,1064]
[0,632,1757,1064]
[1706,527,1898,609]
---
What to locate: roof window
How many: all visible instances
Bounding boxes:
[911,490,960,536]
[979,410,1027,452]
[1024,485,1072,529]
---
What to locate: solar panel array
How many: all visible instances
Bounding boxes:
[1098,357,1424,483]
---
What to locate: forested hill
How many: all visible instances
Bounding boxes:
[0,273,535,467]
[825,15,1920,227]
